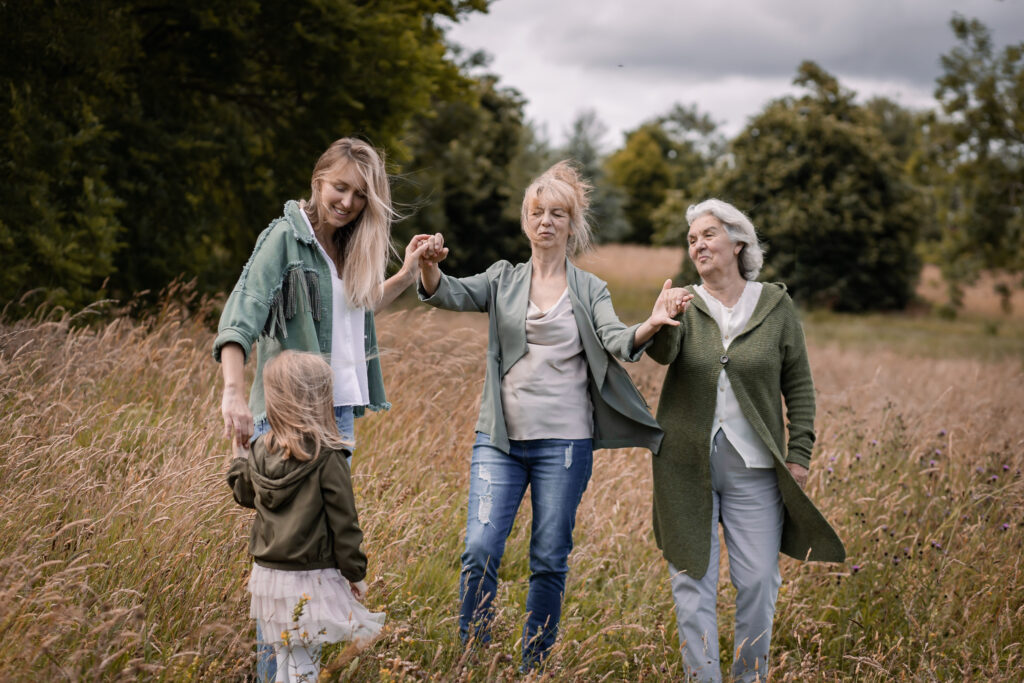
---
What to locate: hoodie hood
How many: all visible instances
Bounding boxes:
[248,437,326,510]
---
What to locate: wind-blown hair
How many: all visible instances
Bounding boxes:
[685,198,765,280]
[521,160,595,257]
[305,138,396,310]
[262,351,350,462]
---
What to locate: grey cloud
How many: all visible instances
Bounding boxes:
[525,0,1023,87]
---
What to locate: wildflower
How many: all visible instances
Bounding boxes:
[870,440,878,447]
[827,467,833,474]
[929,460,937,467]
[1002,523,1010,531]
[990,475,998,482]
[934,448,942,456]
[1003,465,1010,471]
[938,429,946,437]
[851,565,861,574]
[855,453,861,460]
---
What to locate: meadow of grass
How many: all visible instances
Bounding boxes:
[1,250,1022,681]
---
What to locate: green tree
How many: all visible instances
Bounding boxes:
[932,14,1024,307]
[395,72,545,275]
[560,110,629,242]
[0,0,486,311]
[686,62,922,311]
[605,104,722,243]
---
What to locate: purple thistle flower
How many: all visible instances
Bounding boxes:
[851,565,861,574]
[1002,523,1010,531]
[938,429,946,437]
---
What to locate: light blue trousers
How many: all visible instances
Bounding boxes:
[669,430,784,683]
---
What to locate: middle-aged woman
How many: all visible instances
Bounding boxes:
[647,198,845,682]
[417,161,675,670]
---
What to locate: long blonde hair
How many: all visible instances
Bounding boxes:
[305,138,396,310]
[262,351,350,462]
[520,160,595,257]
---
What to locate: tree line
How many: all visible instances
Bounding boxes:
[1,4,1020,315]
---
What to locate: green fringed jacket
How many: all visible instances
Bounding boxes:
[647,283,845,577]
[212,201,389,426]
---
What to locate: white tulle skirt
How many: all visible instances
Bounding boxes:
[248,564,386,648]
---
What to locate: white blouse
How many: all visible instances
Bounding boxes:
[303,211,369,408]
[695,281,774,468]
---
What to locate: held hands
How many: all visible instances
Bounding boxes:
[649,279,693,328]
[417,233,447,296]
[418,232,447,268]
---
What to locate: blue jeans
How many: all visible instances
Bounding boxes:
[459,432,593,668]
[252,405,356,682]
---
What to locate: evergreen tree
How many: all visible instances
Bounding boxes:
[0,0,486,311]
[694,62,922,311]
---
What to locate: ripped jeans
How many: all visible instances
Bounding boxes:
[459,432,593,667]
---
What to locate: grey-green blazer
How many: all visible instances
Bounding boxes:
[418,259,664,455]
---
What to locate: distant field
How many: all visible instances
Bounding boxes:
[1,246,1022,680]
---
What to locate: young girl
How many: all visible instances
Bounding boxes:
[228,350,385,683]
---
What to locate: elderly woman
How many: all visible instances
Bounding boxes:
[648,199,845,682]
[417,162,675,670]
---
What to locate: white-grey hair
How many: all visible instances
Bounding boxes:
[685,198,765,280]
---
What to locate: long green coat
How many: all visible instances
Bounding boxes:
[647,283,845,577]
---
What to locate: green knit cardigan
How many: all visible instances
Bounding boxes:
[647,283,845,577]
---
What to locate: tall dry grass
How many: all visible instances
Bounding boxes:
[1,264,1022,680]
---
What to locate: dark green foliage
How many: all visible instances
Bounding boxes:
[394,72,546,275]
[931,14,1024,306]
[0,0,486,311]
[695,63,923,311]
[560,110,629,243]
[605,104,723,244]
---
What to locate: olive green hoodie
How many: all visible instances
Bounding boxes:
[228,436,366,582]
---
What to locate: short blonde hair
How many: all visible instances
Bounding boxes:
[686,198,765,280]
[521,161,594,256]
[262,351,351,462]
[306,138,396,310]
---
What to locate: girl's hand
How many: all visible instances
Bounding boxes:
[350,580,369,602]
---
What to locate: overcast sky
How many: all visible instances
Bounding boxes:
[443,0,1024,149]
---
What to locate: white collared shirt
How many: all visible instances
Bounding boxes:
[694,281,774,468]
[302,211,369,408]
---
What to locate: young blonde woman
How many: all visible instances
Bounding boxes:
[214,137,429,678]
[417,161,678,670]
